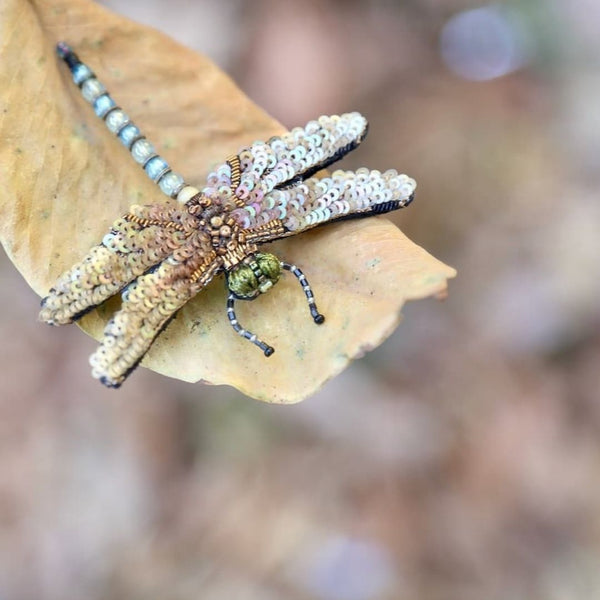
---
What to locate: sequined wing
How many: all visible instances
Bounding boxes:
[200,113,368,209]
[39,203,199,325]
[230,168,417,240]
[247,112,369,192]
[90,248,221,388]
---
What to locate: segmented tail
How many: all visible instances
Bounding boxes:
[56,42,200,204]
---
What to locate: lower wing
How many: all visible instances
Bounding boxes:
[90,251,220,388]
[231,168,416,239]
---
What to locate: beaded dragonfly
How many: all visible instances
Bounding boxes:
[39,42,416,388]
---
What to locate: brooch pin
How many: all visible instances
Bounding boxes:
[40,42,416,388]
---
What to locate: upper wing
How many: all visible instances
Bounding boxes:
[199,113,368,209]
[39,203,199,325]
[90,248,221,388]
[230,168,416,238]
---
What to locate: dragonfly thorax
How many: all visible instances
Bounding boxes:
[226,253,281,300]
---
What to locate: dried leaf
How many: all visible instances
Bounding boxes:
[0,0,456,402]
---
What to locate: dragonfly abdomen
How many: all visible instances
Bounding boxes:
[56,41,200,204]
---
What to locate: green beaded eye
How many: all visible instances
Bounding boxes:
[255,253,281,291]
[227,264,259,299]
[227,253,282,299]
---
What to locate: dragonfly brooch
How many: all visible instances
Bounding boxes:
[39,42,417,388]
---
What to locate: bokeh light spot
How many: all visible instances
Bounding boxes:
[440,5,529,81]
[303,536,396,600]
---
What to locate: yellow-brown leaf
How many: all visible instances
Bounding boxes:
[0,0,456,402]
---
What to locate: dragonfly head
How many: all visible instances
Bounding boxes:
[225,256,325,357]
[226,252,281,300]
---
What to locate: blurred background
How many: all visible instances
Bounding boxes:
[2,0,600,598]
